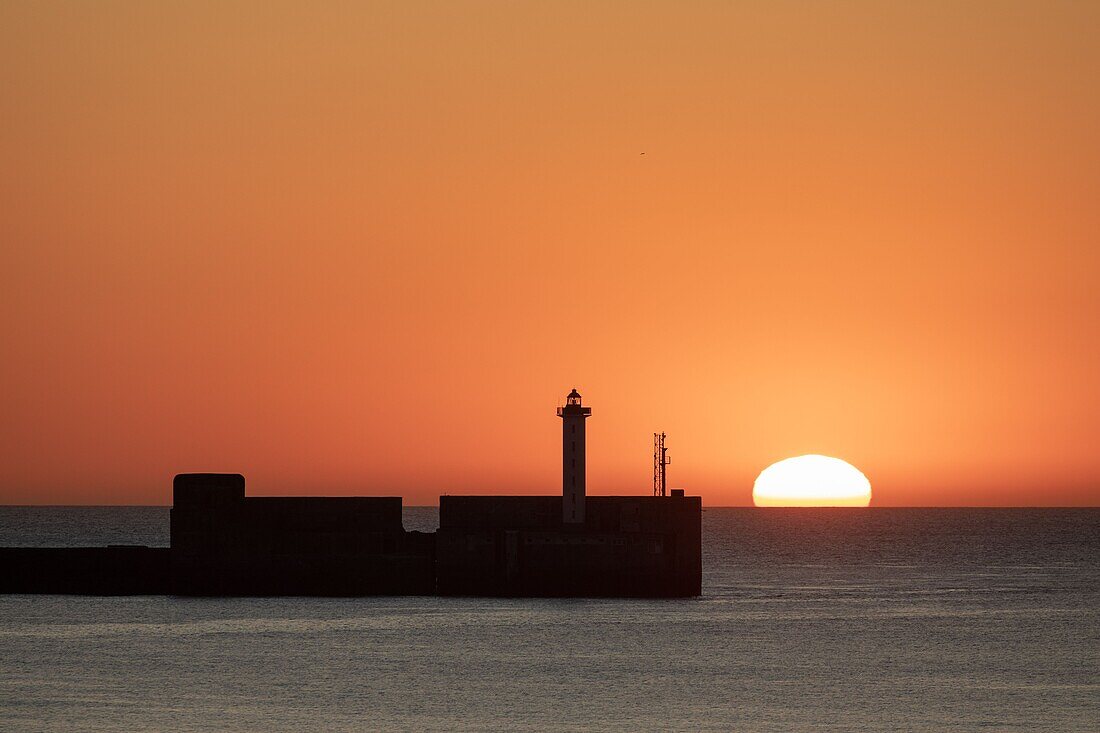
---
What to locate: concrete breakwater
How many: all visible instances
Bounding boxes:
[2,393,701,597]
[2,473,701,598]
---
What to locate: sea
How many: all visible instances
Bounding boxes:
[0,507,1097,732]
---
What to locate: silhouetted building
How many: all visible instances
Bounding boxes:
[170,474,435,595]
[436,388,701,596]
[1,390,702,598]
[436,495,700,597]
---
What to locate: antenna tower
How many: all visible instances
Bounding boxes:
[653,432,670,496]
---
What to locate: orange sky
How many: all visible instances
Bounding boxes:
[2,2,1098,506]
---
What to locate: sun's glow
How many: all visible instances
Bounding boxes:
[753,454,872,507]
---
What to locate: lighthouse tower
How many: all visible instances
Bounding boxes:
[557,388,591,524]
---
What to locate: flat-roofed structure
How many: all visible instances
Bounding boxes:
[1,391,703,598]
[170,473,435,596]
[436,495,701,597]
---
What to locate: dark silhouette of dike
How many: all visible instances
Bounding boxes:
[1,391,701,597]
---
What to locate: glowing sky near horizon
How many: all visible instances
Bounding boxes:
[1,2,1098,506]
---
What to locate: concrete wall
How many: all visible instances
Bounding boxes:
[169,474,434,596]
[0,547,169,594]
[1,478,701,598]
[437,495,702,597]
[439,496,561,530]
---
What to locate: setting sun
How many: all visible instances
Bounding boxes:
[753,455,872,507]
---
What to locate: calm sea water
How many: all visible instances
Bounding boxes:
[0,507,1097,732]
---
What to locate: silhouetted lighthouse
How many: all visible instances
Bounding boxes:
[557,388,591,524]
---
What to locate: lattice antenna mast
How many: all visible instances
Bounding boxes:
[653,432,670,496]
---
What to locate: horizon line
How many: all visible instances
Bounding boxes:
[2,503,1098,509]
